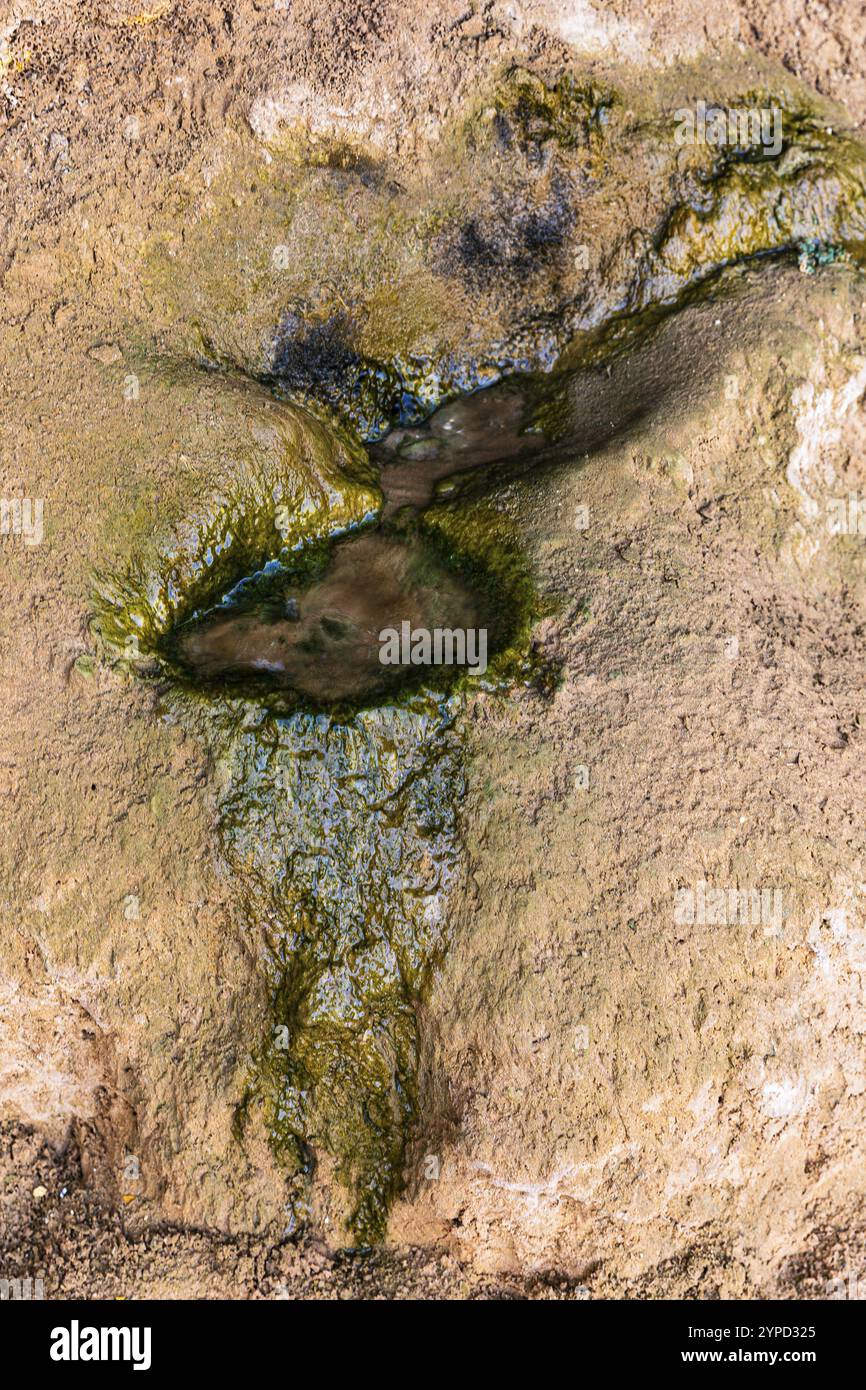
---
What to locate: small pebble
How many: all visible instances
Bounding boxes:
[89,342,123,364]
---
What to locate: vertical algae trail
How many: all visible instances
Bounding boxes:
[224,699,463,1242]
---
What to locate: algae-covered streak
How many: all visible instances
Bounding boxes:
[89,363,540,1239]
[225,699,464,1242]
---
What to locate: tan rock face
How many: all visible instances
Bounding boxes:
[3,0,866,1296]
[390,261,866,1293]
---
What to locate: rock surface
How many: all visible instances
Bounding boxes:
[2,1,866,1298]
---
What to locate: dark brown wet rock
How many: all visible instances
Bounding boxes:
[174,532,496,701]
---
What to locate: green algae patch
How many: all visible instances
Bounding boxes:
[228,697,464,1243]
[90,372,380,663]
[417,501,542,690]
[467,67,616,154]
[646,120,866,310]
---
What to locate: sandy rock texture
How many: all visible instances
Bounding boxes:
[395,262,866,1295]
[2,1,866,1298]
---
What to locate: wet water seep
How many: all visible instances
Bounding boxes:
[144,394,542,1241]
[225,698,463,1243]
[163,385,543,710]
[371,383,545,515]
[169,531,500,704]
[170,533,494,706]
[92,380,542,1242]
